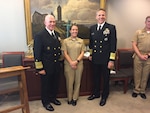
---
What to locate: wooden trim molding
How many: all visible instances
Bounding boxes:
[100,0,106,9]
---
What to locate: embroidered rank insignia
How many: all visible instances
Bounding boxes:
[109,52,116,60]
[35,61,43,69]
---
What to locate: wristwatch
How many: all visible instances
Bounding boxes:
[77,60,80,63]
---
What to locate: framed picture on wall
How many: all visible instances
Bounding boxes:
[24,0,101,45]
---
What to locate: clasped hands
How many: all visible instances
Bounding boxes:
[139,53,150,61]
[70,60,78,69]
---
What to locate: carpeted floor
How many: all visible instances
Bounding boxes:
[0,84,149,113]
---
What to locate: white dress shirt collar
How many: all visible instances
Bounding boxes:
[45,27,54,35]
[97,22,105,30]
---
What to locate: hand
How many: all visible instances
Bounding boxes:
[139,54,148,61]
[108,61,114,69]
[71,65,77,70]
[70,60,78,70]
[88,56,92,61]
[38,70,46,75]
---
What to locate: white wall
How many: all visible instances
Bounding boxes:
[106,0,150,48]
[0,0,150,52]
[0,0,27,53]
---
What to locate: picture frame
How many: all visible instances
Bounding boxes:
[24,0,32,45]
[24,0,106,45]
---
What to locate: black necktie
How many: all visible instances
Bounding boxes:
[51,32,56,39]
[99,25,101,30]
[97,25,101,31]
